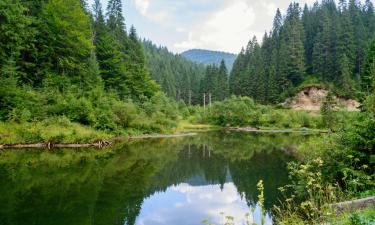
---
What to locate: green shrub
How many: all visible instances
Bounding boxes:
[206,96,260,126]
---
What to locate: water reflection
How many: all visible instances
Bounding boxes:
[0,132,311,225]
[137,183,271,225]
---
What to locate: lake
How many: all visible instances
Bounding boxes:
[0,131,312,225]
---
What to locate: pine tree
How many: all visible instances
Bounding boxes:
[339,54,355,94]
[302,4,314,73]
[349,0,366,74]
[321,91,337,130]
[363,0,375,41]
[230,48,246,96]
[106,0,126,39]
[362,39,375,94]
[217,60,229,101]
[280,3,305,86]
[125,26,159,99]
[338,8,356,74]
[0,0,32,78]
[338,0,347,12]
[273,8,283,37]
[41,0,96,88]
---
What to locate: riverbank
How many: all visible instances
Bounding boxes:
[0,120,206,148]
[227,126,329,133]
[0,119,325,149]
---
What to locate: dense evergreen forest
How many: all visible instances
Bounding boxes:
[143,42,233,104]
[0,0,158,118]
[142,40,205,104]
[1,0,198,135]
[230,0,375,103]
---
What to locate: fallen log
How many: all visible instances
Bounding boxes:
[0,140,111,149]
[127,133,198,140]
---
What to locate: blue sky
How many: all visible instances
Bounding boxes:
[88,0,332,54]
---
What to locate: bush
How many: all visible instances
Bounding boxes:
[206,96,261,126]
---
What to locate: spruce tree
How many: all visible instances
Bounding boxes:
[321,91,337,130]
[41,0,96,88]
[126,26,159,99]
[217,60,229,101]
[339,54,355,94]
[279,3,305,87]
[106,0,126,39]
[362,39,375,94]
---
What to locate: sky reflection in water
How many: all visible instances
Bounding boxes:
[137,182,272,225]
[0,132,312,225]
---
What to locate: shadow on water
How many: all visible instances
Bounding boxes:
[0,131,313,225]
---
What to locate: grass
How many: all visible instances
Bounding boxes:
[0,118,113,145]
[174,120,218,133]
[0,118,217,145]
[330,208,375,225]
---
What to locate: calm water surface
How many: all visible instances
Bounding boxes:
[0,132,312,225]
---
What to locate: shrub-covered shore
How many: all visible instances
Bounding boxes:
[0,94,340,145]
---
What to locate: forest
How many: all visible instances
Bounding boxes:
[231,0,375,103]
[0,0,374,224]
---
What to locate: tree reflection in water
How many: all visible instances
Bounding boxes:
[0,132,312,225]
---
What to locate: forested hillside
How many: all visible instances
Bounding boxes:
[0,0,177,135]
[230,0,375,104]
[182,49,237,72]
[142,41,205,104]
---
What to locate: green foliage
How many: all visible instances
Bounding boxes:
[347,212,375,225]
[321,91,337,130]
[142,40,205,103]
[205,96,261,127]
[231,0,375,102]
[0,118,112,144]
[0,0,32,77]
[275,158,339,223]
[200,61,229,102]
[362,38,375,94]
[197,96,323,130]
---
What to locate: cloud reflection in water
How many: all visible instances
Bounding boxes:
[136,182,272,225]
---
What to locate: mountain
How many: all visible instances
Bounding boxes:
[181,49,237,72]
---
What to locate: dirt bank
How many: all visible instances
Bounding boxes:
[284,87,360,111]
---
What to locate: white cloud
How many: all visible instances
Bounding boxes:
[134,0,149,15]
[136,182,273,225]
[174,0,256,53]
[133,0,169,23]
[261,2,278,16]
[92,0,343,53]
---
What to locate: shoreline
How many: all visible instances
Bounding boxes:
[226,127,329,133]
[0,127,325,149]
[0,133,198,149]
